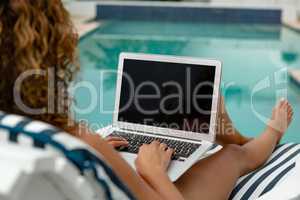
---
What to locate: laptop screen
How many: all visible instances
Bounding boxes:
[118,59,216,134]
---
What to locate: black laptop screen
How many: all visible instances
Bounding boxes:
[118,59,216,134]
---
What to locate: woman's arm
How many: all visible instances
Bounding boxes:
[135,141,184,200]
[69,125,163,200]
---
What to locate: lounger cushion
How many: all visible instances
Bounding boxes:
[0,112,136,200]
[1,112,300,200]
[205,143,300,200]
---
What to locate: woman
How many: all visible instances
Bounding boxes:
[0,1,294,200]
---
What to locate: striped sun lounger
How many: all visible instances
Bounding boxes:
[0,112,135,200]
[0,111,300,200]
[204,142,300,200]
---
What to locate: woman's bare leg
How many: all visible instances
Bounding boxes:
[216,96,252,145]
[175,100,293,200]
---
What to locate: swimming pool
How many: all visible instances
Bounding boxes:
[77,20,300,143]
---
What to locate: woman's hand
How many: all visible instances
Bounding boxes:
[135,141,174,179]
[105,136,129,148]
[135,141,184,200]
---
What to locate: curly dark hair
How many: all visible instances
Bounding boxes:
[0,0,79,131]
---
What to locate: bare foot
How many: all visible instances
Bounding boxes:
[267,99,293,142]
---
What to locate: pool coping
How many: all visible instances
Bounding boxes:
[72,15,101,39]
[78,21,100,38]
[283,20,300,34]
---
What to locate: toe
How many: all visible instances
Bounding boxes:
[287,104,293,113]
[288,111,293,120]
[278,99,286,108]
[283,100,291,110]
[283,100,289,108]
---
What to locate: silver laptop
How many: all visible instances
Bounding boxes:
[98,53,222,181]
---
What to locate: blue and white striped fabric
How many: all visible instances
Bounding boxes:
[1,112,299,200]
[206,143,300,200]
[0,112,136,200]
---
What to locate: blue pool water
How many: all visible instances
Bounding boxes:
[77,20,300,143]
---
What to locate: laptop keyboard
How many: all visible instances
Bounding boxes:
[110,131,201,161]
